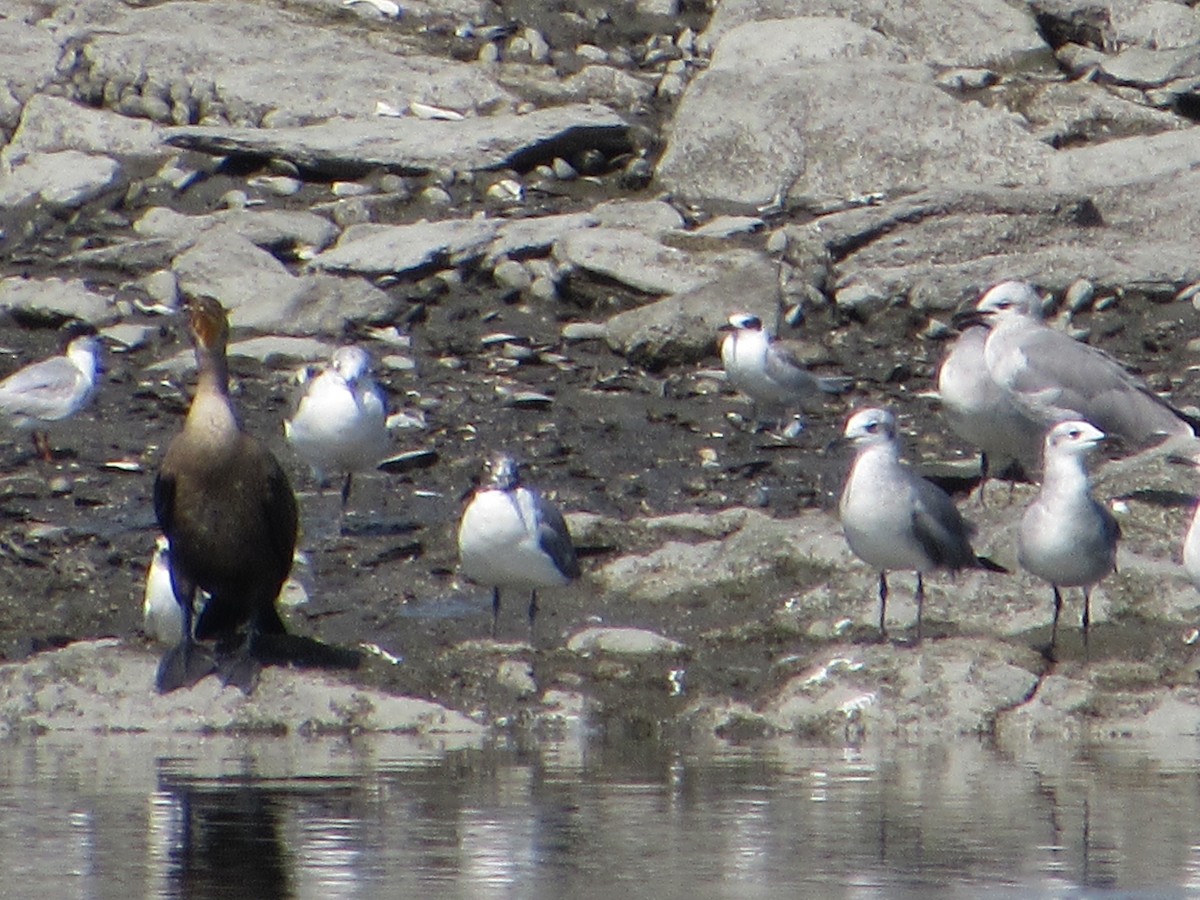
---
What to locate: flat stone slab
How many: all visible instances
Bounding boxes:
[164,104,631,176]
[567,627,686,655]
[310,218,501,276]
[0,640,484,737]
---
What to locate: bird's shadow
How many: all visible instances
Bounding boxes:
[246,633,362,672]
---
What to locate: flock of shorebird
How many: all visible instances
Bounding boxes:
[0,278,1193,693]
[721,279,1196,652]
[0,298,580,693]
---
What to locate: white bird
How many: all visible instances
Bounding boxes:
[0,330,102,460]
[838,407,1006,640]
[936,323,1044,497]
[1184,475,1200,593]
[1018,420,1120,652]
[285,345,390,507]
[957,280,1194,452]
[458,453,581,637]
[719,312,852,432]
[143,536,185,645]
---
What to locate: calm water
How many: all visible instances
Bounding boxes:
[3,730,1200,898]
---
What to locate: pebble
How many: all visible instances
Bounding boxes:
[1064,278,1097,314]
[485,178,524,205]
[141,270,179,307]
[419,186,454,206]
[495,659,537,697]
[561,322,607,341]
[493,259,532,292]
[552,158,578,181]
[331,181,372,197]
[249,175,302,196]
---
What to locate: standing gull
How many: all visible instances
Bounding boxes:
[285,344,390,508]
[957,280,1194,451]
[838,407,1006,640]
[457,453,580,637]
[937,323,1043,498]
[0,327,102,461]
[719,313,852,433]
[154,297,299,693]
[1018,420,1119,651]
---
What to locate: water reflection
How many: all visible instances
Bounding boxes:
[1,733,1200,896]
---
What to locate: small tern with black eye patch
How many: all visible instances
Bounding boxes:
[719,312,852,432]
[0,327,101,461]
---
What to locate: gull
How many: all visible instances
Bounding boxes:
[143,535,184,645]
[838,407,1006,640]
[457,453,580,637]
[1018,420,1119,652]
[154,297,299,694]
[956,280,1194,451]
[719,312,852,433]
[285,345,390,508]
[936,323,1044,497]
[0,328,102,460]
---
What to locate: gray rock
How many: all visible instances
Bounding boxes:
[77,1,513,126]
[172,228,304,329]
[1096,45,1200,88]
[497,64,656,110]
[0,150,122,208]
[310,218,500,277]
[149,335,336,373]
[1048,129,1200,192]
[708,16,909,70]
[135,206,340,255]
[590,199,685,231]
[1,95,167,168]
[0,640,483,737]
[495,659,537,696]
[801,186,1169,310]
[555,227,763,297]
[566,627,686,655]
[755,639,1041,740]
[592,508,845,605]
[141,270,180,308]
[1032,0,1200,52]
[288,273,402,335]
[0,12,59,135]
[1017,80,1188,146]
[493,259,532,292]
[655,61,1052,211]
[485,211,597,264]
[701,0,1049,69]
[603,257,778,367]
[689,216,767,239]
[100,323,158,351]
[0,276,115,325]
[165,104,631,178]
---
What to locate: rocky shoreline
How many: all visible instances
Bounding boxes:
[2,0,1200,753]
